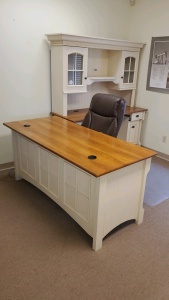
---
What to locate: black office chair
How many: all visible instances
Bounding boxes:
[81,93,126,137]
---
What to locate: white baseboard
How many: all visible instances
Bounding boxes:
[141,147,169,162]
[0,162,14,172]
[156,151,169,162]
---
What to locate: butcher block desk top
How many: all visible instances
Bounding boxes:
[4,116,156,177]
[51,106,148,123]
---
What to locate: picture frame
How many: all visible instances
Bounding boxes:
[146,36,169,93]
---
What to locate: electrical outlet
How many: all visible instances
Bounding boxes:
[162,135,167,143]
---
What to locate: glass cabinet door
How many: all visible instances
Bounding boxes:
[123,56,136,84]
[63,46,88,93]
[120,51,139,89]
[68,53,83,86]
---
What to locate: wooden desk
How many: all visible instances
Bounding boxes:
[51,106,148,123]
[52,107,148,145]
[4,116,156,250]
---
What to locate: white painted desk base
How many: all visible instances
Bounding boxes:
[12,132,151,251]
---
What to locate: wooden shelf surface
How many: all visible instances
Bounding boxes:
[52,106,148,123]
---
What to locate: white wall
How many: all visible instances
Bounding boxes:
[0,0,130,164]
[129,0,169,155]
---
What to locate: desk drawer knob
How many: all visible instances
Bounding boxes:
[131,125,135,128]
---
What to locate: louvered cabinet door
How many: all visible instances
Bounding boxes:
[63,46,88,93]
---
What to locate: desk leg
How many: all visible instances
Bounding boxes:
[12,132,22,180]
[92,176,107,251]
[93,236,102,251]
[136,158,151,225]
[92,159,151,251]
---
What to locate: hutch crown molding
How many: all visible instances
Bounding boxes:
[46,33,144,51]
[46,33,147,145]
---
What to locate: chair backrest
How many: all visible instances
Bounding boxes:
[81,93,126,137]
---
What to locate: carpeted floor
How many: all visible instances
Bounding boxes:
[1,160,169,300]
[144,156,169,206]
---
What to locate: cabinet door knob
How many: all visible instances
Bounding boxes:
[131,125,135,128]
[121,76,124,79]
[136,115,139,117]
[84,77,87,80]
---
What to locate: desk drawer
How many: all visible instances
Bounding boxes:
[130,112,144,121]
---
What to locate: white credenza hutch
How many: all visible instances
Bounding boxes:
[46,33,146,145]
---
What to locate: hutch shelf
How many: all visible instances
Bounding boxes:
[46,33,147,145]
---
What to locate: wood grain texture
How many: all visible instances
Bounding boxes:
[67,108,89,122]
[124,106,148,116]
[51,106,148,122]
[4,116,156,177]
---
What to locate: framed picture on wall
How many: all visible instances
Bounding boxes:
[146,36,169,93]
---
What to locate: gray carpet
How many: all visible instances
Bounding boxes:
[1,167,169,299]
[144,156,169,206]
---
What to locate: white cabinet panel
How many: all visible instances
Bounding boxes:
[64,162,76,188]
[64,161,91,223]
[65,185,76,210]
[118,115,143,145]
[127,121,140,144]
[19,136,37,180]
[77,169,91,198]
[76,193,89,222]
[39,148,59,198]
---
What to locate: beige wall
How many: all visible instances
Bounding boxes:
[2,0,169,164]
[0,0,130,164]
[129,0,169,155]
